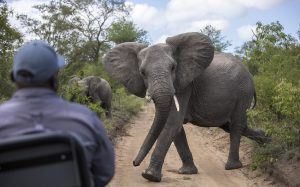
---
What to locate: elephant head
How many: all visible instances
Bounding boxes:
[77,76,102,102]
[103,32,214,165]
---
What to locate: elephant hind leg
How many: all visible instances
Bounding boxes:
[174,127,198,174]
[243,128,271,145]
[106,104,112,118]
[101,102,112,118]
[225,111,246,170]
[106,109,112,118]
[220,123,271,145]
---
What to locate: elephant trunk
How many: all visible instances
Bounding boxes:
[133,92,172,166]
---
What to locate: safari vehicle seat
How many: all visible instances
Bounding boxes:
[0,132,91,187]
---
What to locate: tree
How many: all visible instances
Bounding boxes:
[236,21,297,75]
[18,1,81,60]
[18,0,127,62]
[253,21,296,50]
[107,18,149,44]
[240,22,300,166]
[199,25,231,52]
[0,2,22,98]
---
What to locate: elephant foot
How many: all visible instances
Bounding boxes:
[105,111,112,118]
[225,160,242,170]
[244,129,272,145]
[142,168,162,182]
[178,164,198,174]
[255,130,272,145]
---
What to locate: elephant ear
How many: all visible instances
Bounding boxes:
[166,32,214,91]
[103,42,148,97]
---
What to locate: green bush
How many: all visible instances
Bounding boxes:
[60,83,107,118]
[112,87,144,115]
[248,77,300,168]
[273,80,300,123]
[59,79,144,132]
[243,22,300,169]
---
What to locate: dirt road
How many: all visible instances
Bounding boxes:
[108,103,275,187]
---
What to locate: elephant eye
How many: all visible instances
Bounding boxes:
[171,65,176,71]
[140,69,146,77]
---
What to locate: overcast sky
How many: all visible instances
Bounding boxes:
[6,0,300,52]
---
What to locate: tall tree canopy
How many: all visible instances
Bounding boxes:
[18,0,128,62]
[107,17,148,44]
[236,21,297,75]
[16,0,149,84]
[18,0,148,63]
[199,25,231,52]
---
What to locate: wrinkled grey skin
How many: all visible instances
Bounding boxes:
[69,76,112,118]
[103,32,270,182]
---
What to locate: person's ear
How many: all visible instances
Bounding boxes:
[49,73,59,91]
[10,71,15,82]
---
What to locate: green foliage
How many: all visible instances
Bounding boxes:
[273,80,300,123]
[239,22,300,169]
[107,17,149,44]
[17,1,79,57]
[61,84,90,105]
[0,3,22,99]
[237,21,297,75]
[199,25,231,52]
[0,97,8,104]
[254,21,296,48]
[250,143,282,170]
[112,87,143,115]
[18,0,127,62]
[60,81,144,131]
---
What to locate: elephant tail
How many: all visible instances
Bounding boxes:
[250,91,257,109]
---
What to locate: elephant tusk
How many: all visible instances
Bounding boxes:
[145,90,152,103]
[173,95,180,112]
[145,95,152,103]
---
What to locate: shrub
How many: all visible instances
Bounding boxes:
[273,80,300,123]
[59,80,144,133]
[241,22,300,169]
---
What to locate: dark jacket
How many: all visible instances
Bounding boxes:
[0,88,115,186]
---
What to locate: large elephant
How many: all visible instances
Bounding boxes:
[69,76,112,118]
[103,32,270,182]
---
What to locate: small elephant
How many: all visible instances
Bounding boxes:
[69,76,112,118]
[103,32,270,182]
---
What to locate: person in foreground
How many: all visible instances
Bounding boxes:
[0,40,115,186]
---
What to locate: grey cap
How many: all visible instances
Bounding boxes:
[13,40,65,84]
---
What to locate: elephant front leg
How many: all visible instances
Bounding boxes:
[142,90,191,182]
[142,123,181,182]
[174,127,198,174]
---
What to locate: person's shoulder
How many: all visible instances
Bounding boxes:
[60,99,103,124]
[62,100,106,134]
[0,99,18,113]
